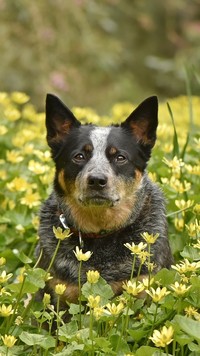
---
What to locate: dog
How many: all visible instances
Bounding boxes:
[36,94,173,310]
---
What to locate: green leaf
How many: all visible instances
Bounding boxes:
[58,320,78,341]
[109,334,130,353]
[81,276,114,305]
[26,268,46,288]
[68,303,84,315]
[94,337,114,354]
[188,342,200,352]
[154,268,177,286]
[174,315,200,342]
[8,280,39,294]
[135,345,159,356]
[167,102,179,157]
[13,249,32,264]
[55,341,84,356]
[181,246,200,261]
[19,331,55,349]
[128,327,147,342]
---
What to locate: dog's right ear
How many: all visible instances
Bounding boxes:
[45,94,81,147]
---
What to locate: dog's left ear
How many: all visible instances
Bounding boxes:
[121,96,158,148]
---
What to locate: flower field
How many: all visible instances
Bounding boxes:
[0,92,200,355]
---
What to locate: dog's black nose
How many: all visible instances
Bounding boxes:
[87,175,108,190]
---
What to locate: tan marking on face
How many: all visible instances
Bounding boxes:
[65,169,143,233]
[109,147,117,155]
[48,278,79,303]
[58,169,67,193]
[84,144,93,152]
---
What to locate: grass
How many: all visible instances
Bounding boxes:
[0,92,200,355]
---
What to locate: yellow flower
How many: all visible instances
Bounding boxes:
[124,242,147,254]
[0,125,8,135]
[185,306,200,320]
[32,215,40,230]
[55,284,66,295]
[6,177,29,192]
[43,293,51,305]
[146,262,157,272]
[0,169,7,180]
[20,190,41,208]
[142,277,154,288]
[86,270,100,284]
[11,91,30,104]
[73,246,92,262]
[193,204,200,215]
[185,220,200,238]
[162,176,191,193]
[174,218,184,232]
[53,226,72,240]
[170,281,191,296]
[16,224,25,234]
[0,304,14,317]
[0,270,13,283]
[33,150,51,162]
[193,239,200,249]
[163,156,184,177]
[141,232,159,244]
[0,257,6,266]
[4,107,21,121]
[138,250,151,264]
[185,164,200,175]
[0,287,11,297]
[93,306,105,320]
[28,160,50,175]
[17,267,26,283]
[105,302,124,316]
[148,172,157,182]
[87,295,101,309]
[175,199,194,212]
[146,287,170,303]
[6,150,23,163]
[149,325,174,348]
[15,316,23,325]
[2,334,17,348]
[171,259,200,274]
[122,280,144,296]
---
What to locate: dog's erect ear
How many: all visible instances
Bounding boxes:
[45,94,81,147]
[121,96,158,148]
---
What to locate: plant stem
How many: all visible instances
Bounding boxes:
[6,273,27,333]
[55,295,60,349]
[89,308,94,355]
[130,254,136,280]
[78,260,82,329]
[45,239,61,277]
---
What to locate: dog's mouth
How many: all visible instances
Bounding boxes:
[78,194,119,207]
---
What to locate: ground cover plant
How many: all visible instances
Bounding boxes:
[0,92,200,355]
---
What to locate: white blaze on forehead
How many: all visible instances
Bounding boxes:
[89,127,111,165]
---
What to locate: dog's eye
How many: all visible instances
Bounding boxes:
[115,154,127,163]
[73,153,85,162]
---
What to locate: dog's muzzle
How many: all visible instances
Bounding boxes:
[78,174,119,207]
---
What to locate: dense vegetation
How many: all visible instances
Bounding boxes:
[0,93,199,355]
[0,1,200,110]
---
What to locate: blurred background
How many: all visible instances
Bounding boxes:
[0,0,200,112]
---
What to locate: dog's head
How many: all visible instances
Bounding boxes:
[45,94,158,232]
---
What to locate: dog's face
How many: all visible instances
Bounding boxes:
[45,94,158,232]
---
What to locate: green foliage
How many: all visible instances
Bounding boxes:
[0,2,200,110]
[0,92,200,354]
